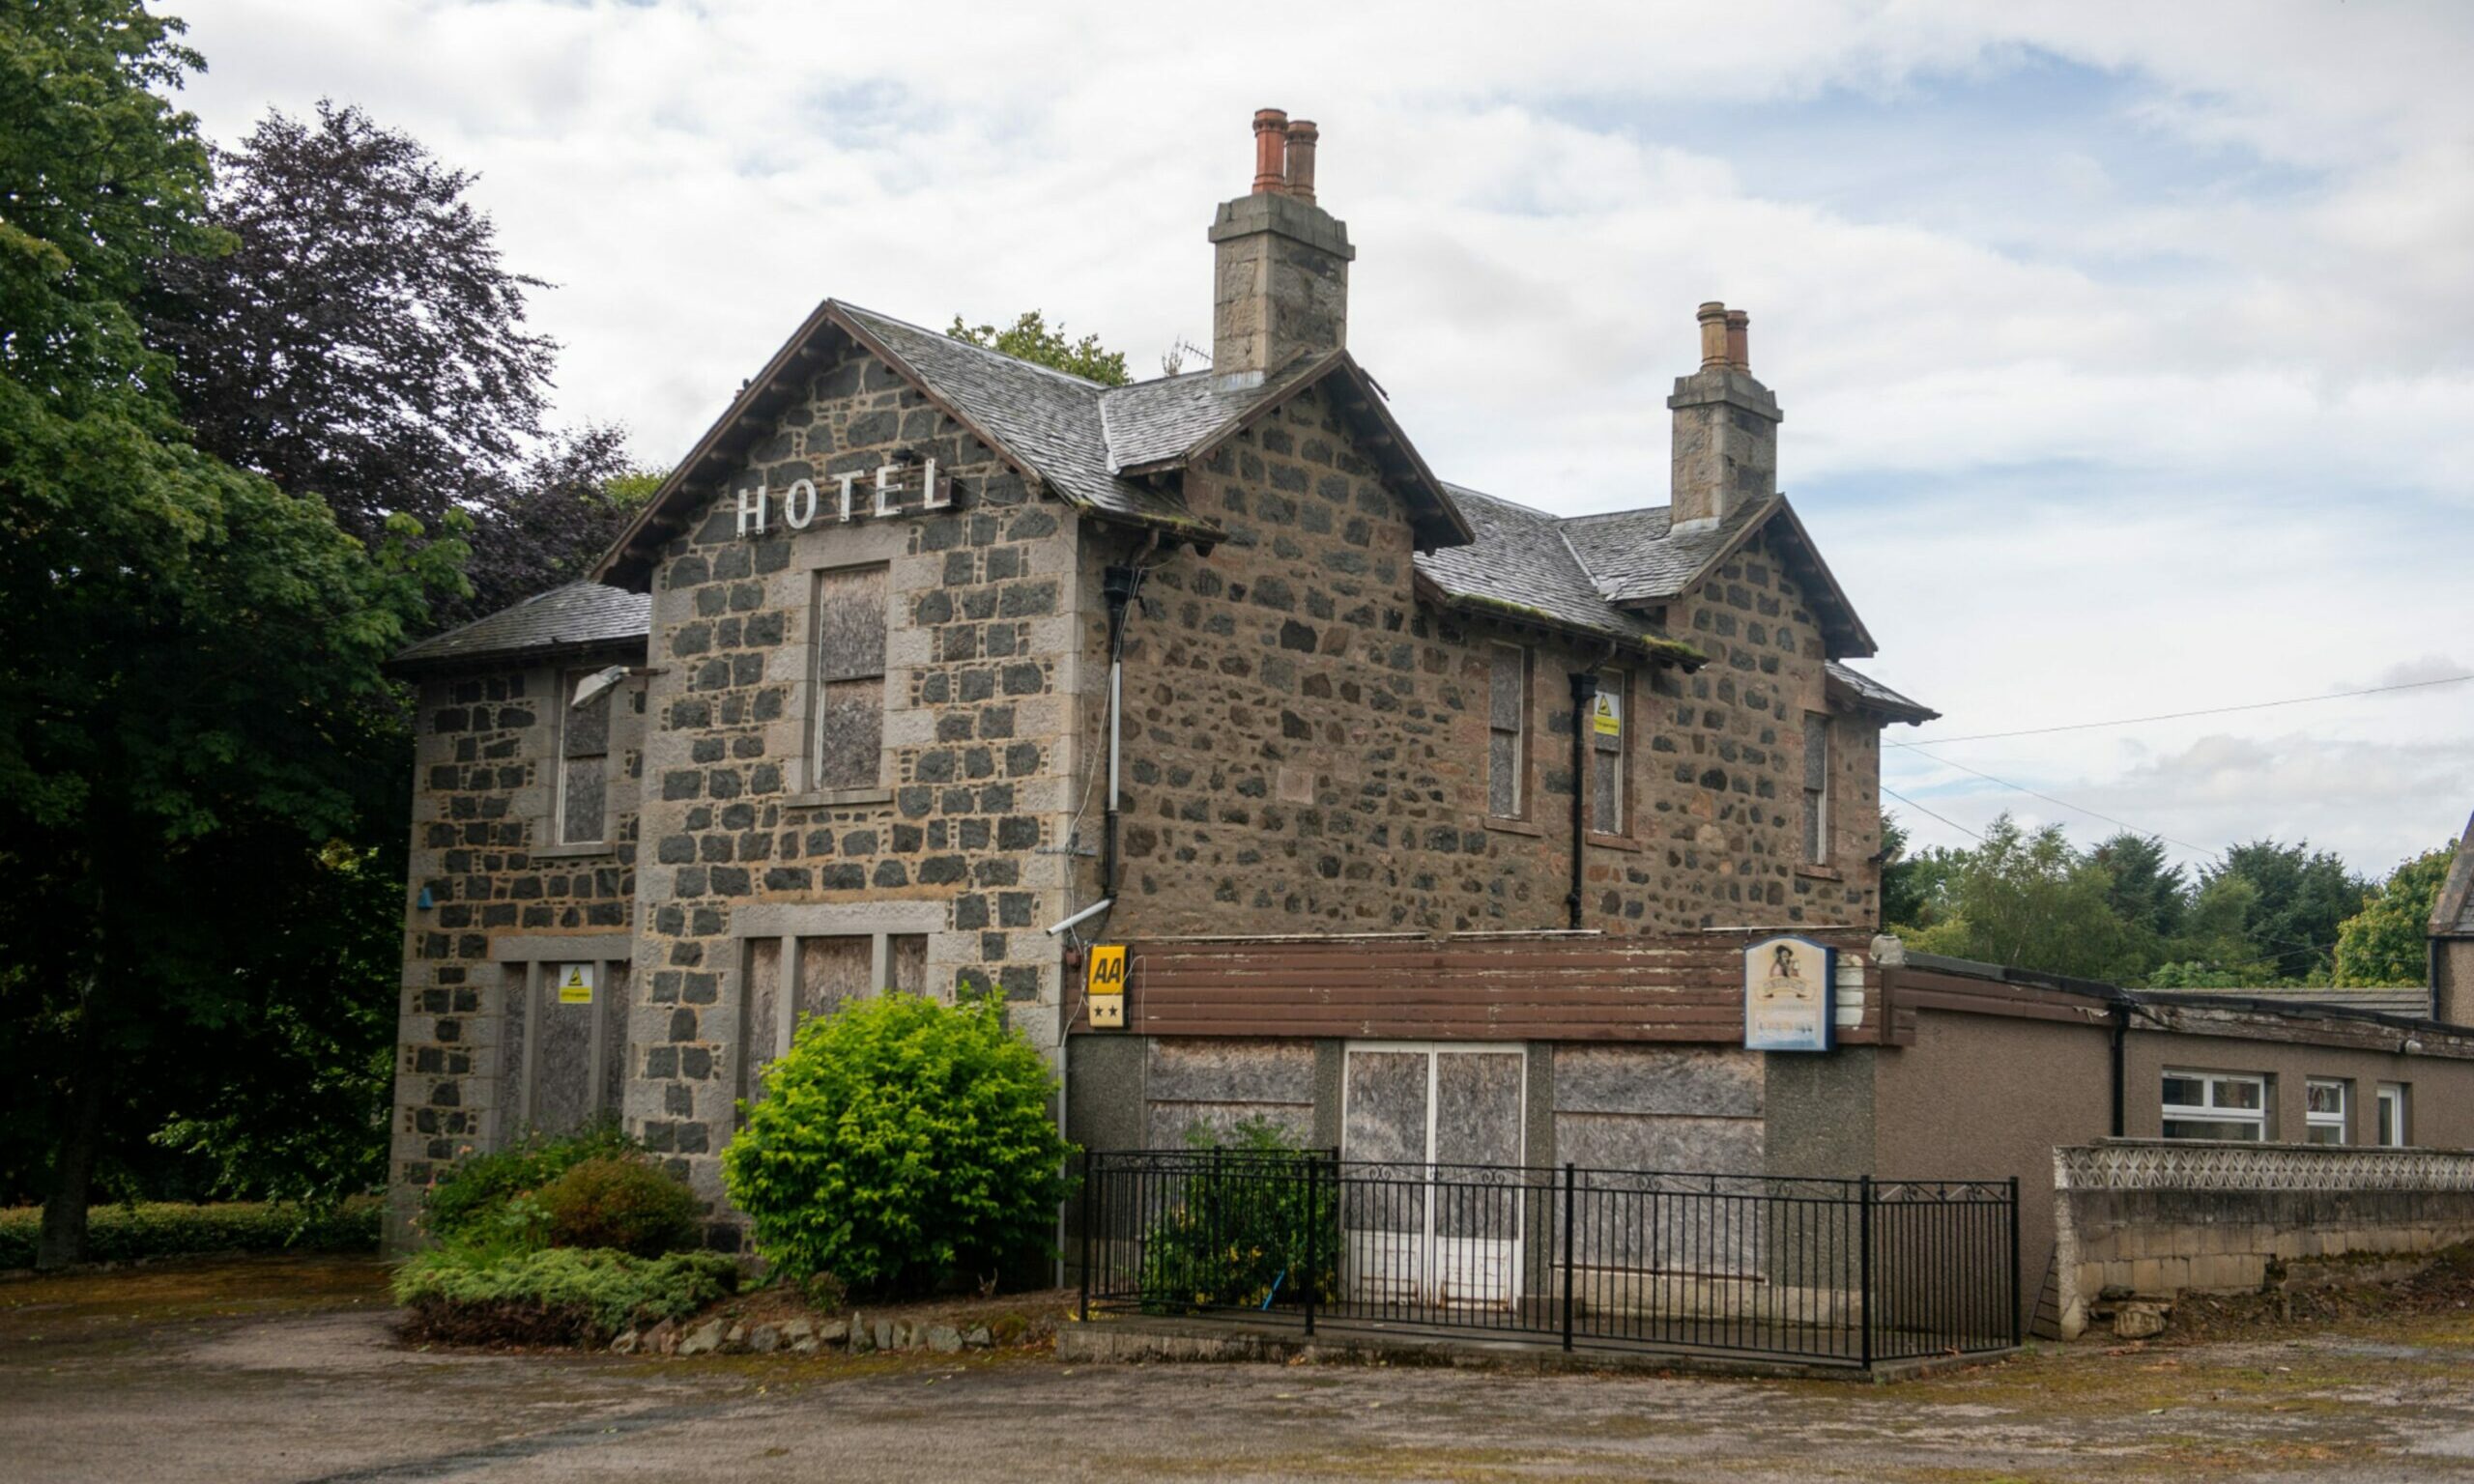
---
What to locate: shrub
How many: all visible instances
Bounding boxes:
[0,1198,381,1270]
[538,1156,701,1257]
[1139,1120,1338,1314]
[418,1120,636,1248]
[723,992,1070,1295]
[393,1245,739,1346]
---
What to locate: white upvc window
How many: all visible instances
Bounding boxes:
[2376,1083,2409,1148]
[2305,1078,2348,1145]
[2161,1070,2267,1141]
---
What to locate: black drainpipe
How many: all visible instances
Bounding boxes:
[1566,671,1599,930]
[2108,999,2131,1138]
[1098,563,1142,904]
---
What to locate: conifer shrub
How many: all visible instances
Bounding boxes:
[723,993,1070,1296]
[392,1246,739,1346]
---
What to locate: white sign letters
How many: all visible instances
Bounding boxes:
[735,459,950,538]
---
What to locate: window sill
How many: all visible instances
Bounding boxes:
[1586,832,1644,853]
[1795,864,1843,881]
[1482,815,1545,838]
[532,842,615,861]
[783,786,894,810]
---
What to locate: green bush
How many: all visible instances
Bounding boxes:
[723,993,1070,1295]
[1139,1121,1338,1314]
[0,1198,381,1270]
[392,1245,739,1346]
[538,1156,700,1257]
[418,1120,637,1248]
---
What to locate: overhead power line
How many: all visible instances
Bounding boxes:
[1895,745,2214,854]
[1881,785,1985,844]
[1886,671,2474,750]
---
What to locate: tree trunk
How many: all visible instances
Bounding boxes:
[36,992,109,1270]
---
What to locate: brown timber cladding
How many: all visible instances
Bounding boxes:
[1079,929,1884,1042]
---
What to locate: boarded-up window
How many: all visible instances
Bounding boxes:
[1487,644,1527,817]
[560,670,612,844]
[1802,712,1831,863]
[812,565,888,790]
[1590,671,1625,836]
[889,933,928,992]
[797,935,872,1022]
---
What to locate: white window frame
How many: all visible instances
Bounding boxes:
[2161,1069,2268,1141]
[2376,1083,2409,1148]
[2304,1078,2348,1145]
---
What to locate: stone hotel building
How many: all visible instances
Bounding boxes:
[387,114,2474,1330]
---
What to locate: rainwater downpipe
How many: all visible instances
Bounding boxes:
[2108,1000,2130,1138]
[1099,562,1145,904]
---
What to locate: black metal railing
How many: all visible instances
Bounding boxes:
[1078,1149,2019,1368]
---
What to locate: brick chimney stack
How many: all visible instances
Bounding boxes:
[1210,107,1353,389]
[1669,300,1781,529]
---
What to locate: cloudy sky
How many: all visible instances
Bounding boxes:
[167,1,2473,879]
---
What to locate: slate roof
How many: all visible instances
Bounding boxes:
[1097,369,1280,471]
[833,305,1209,534]
[390,582,649,671]
[1413,485,1699,661]
[1826,661,1940,724]
[1561,500,1767,605]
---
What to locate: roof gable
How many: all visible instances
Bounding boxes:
[2433,813,2474,937]
[1103,350,1474,551]
[595,300,1223,588]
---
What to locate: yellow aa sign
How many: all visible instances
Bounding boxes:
[1086,945,1126,1029]
[556,964,595,1005]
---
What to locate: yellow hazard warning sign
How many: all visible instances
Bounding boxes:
[1593,690,1622,736]
[556,963,595,1005]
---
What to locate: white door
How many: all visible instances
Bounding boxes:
[1340,1044,1526,1310]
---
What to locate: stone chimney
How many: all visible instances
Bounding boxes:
[1209,108,1354,389]
[1668,300,1781,529]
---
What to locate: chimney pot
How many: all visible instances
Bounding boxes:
[1282,120,1319,204]
[1251,108,1289,194]
[1696,301,1730,370]
[1725,309,1749,372]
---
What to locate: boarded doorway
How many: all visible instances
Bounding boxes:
[1340,1043,1527,1309]
[500,959,626,1141]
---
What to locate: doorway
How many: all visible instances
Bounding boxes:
[1339,1043,1527,1309]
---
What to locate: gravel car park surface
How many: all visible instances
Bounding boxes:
[6,1255,2474,1482]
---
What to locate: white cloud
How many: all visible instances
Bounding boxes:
[165,0,2474,871]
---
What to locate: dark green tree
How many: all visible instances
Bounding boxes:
[947,310,1131,386]
[0,1,463,1261]
[2196,841,2370,985]
[1879,811,1962,932]
[2091,832,2185,942]
[142,99,633,623]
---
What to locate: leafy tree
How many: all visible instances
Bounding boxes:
[1902,814,2142,981]
[2334,842,2458,987]
[1879,811,1961,932]
[143,99,629,621]
[947,310,1131,386]
[0,3,464,1263]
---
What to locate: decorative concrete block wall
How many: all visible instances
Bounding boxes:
[2051,1141,2474,1338]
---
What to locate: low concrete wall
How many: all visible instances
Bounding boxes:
[2052,1140,2474,1338]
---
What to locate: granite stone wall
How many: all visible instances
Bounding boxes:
[627,339,1087,1218]
[1106,383,1883,940]
[388,658,646,1248]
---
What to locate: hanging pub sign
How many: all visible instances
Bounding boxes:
[1742,935,1833,1051]
[734,458,953,537]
